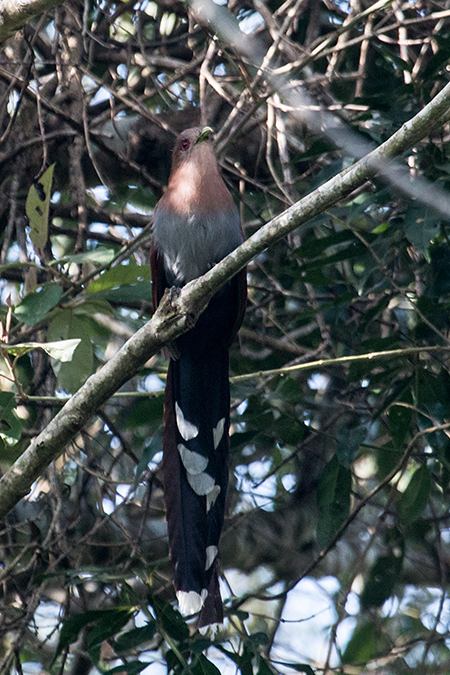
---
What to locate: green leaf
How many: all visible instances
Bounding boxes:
[55,247,117,266]
[25,163,55,249]
[239,645,253,675]
[113,621,157,652]
[191,654,222,675]
[358,294,390,330]
[135,433,162,486]
[215,646,241,666]
[72,298,113,316]
[422,34,450,80]
[0,391,22,445]
[14,283,63,326]
[404,204,440,258]
[276,376,303,404]
[229,609,249,622]
[376,42,411,71]
[316,454,351,549]
[257,657,275,675]
[342,622,377,665]
[151,595,189,641]
[295,230,356,258]
[428,245,450,298]
[371,221,388,234]
[360,552,403,609]
[56,608,133,662]
[376,442,403,480]
[125,396,164,429]
[398,465,431,526]
[298,242,366,271]
[297,269,333,285]
[87,608,133,652]
[48,312,93,393]
[87,264,153,294]
[272,412,305,447]
[389,396,412,449]
[247,632,269,647]
[416,368,450,420]
[3,338,80,362]
[104,663,150,675]
[442,441,450,497]
[90,282,154,304]
[57,610,107,654]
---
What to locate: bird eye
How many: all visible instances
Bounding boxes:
[181,139,190,151]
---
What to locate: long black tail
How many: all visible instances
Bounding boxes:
[162,279,244,627]
[163,346,229,626]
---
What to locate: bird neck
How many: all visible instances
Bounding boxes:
[165,148,232,216]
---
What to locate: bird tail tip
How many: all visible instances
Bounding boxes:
[177,588,208,615]
[199,622,221,638]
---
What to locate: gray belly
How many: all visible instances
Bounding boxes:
[153,206,243,286]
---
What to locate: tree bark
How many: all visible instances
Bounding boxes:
[0,0,63,44]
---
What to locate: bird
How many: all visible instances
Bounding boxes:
[150,126,247,629]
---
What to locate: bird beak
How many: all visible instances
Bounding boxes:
[195,127,213,144]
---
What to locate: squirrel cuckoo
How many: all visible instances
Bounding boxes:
[150,127,247,628]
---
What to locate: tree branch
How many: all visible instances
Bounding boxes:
[1,79,450,521]
[0,0,63,44]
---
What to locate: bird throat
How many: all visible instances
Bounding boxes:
[168,153,225,215]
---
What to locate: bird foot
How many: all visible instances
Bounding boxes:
[169,286,181,304]
[185,311,197,330]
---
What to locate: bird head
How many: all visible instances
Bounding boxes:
[170,127,214,171]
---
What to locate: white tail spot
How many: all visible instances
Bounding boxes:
[213,417,226,449]
[178,444,208,474]
[187,471,215,496]
[177,588,208,615]
[206,485,221,512]
[175,402,199,441]
[205,545,218,570]
[199,622,221,638]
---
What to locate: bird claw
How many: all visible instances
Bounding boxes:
[185,312,197,330]
[167,286,195,330]
[169,286,181,304]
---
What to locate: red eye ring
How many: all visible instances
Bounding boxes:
[181,139,190,151]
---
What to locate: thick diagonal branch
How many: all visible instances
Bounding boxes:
[0,80,450,520]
